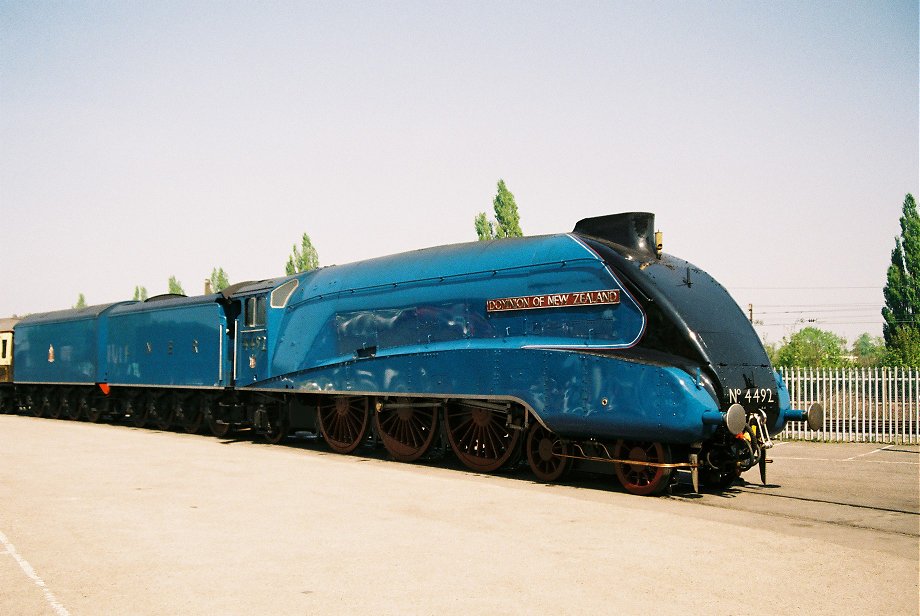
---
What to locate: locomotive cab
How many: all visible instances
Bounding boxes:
[229,277,298,385]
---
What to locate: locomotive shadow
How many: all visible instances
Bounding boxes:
[88,418,775,498]
[247,430,688,497]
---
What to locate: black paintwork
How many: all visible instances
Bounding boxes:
[573,214,779,424]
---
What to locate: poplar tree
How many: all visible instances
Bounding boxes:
[882,194,920,357]
[285,233,320,275]
[133,286,148,301]
[74,293,86,309]
[475,179,523,240]
[168,276,185,295]
[209,267,230,292]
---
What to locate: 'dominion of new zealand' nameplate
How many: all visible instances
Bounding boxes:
[486,289,620,313]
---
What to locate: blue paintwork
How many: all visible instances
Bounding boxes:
[10,227,799,446]
[231,233,745,442]
[106,295,230,387]
[232,278,291,386]
[264,234,645,376]
[773,371,794,434]
[13,303,131,384]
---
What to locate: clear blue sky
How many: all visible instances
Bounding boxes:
[1,1,917,346]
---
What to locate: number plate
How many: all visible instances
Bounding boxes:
[727,388,775,405]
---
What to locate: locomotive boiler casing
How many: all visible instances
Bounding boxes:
[238,227,788,445]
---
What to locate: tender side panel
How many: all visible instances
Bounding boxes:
[13,317,99,384]
[106,302,229,387]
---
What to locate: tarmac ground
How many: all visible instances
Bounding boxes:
[1,414,918,615]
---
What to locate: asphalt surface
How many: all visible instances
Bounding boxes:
[1,415,918,615]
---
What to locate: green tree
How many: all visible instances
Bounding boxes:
[74,293,86,309]
[168,276,185,295]
[774,327,850,368]
[882,194,920,348]
[763,341,779,366]
[285,233,319,275]
[133,286,148,301]
[851,333,885,367]
[884,326,920,366]
[474,212,494,241]
[209,267,230,292]
[475,179,523,241]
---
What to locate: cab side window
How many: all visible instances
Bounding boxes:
[244,296,267,328]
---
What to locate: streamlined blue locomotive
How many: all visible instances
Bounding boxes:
[0,213,821,495]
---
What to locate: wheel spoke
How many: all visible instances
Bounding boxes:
[526,422,571,482]
[375,398,439,462]
[614,440,671,496]
[319,397,368,454]
[445,403,520,473]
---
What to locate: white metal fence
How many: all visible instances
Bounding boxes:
[778,367,920,444]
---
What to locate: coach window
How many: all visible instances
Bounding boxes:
[1,339,6,360]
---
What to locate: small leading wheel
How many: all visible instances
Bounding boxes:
[444,402,521,473]
[375,397,438,462]
[317,396,370,454]
[613,440,673,496]
[526,422,572,483]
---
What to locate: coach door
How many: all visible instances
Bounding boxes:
[0,332,12,383]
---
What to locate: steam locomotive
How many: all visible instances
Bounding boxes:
[0,213,821,495]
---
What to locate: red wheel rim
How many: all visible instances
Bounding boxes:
[613,440,672,496]
[444,403,521,472]
[317,397,369,454]
[375,398,438,462]
[526,422,571,482]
